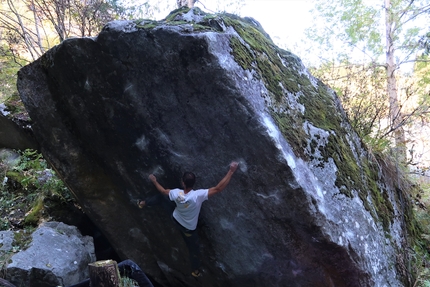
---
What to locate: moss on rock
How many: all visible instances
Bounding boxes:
[111,7,405,236]
[218,12,399,233]
[24,196,44,226]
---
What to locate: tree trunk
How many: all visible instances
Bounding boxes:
[385,0,406,163]
[177,0,195,8]
[88,260,120,287]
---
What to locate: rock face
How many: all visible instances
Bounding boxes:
[3,222,96,287]
[17,8,411,287]
[0,111,38,150]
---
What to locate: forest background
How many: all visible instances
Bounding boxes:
[1,0,430,285]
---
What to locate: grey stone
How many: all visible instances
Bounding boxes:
[0,113,38,150]
[0,230,14,256]
[16,8,410,287]
[5,222,95,287]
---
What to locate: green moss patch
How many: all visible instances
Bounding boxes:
[223,16,307,102]
[12,228,33,251]
[24,196,44,226]
[130,9,399,232]
[220,13,398,232]
[134,7,222,33]
[298,81,342,131]
[132,9,400,234]
[270,109,308,157]
[228,36,254,71]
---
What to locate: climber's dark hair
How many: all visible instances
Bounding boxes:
[182,172,196,188]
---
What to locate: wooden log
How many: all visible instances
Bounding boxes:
[88,260,120,287]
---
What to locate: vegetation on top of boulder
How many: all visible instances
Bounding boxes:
[214,16,430,283]
[126,9,407,248]
[2,6,429,284]
[117,11,430,283]
[133,7,220,33]
[217,10,401,237]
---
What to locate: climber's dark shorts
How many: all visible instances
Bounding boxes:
[143,193,201,271]
[171,215,200,270]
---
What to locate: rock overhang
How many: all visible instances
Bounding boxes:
[15,7,412,286]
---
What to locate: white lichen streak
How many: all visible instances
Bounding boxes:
[135,135,148,151]
[262,115,295,169]
[255,190,280,202]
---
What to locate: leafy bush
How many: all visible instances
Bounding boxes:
[0,149,75,230]
[7,149,72,202]
[410,178,430,286]
[120,276,139,287]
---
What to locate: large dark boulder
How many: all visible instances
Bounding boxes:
[16,8,412,287]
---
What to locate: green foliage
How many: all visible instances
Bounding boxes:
[7,149,71,201]
[12,228,34,252]
[310,62,391,150]
[3,92,27,117]
[1,149,75,230]
[310,56,430,167]
[401,175,430,286]
[307,0,430,167]
[120,276,139,287]
[309,0,429,62]
[308,0,382,60]
[413,56,430,123]
[0,218,10,230]
[23,196,44,225]
[220,11,399,234]
[0,47,22,103]
[108,0,158,20]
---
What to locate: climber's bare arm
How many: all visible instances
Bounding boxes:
[208,162,239,197]
[149,174,170,196]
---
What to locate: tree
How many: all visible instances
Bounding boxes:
[308,0,430,164]
[183,0,245,15]
[311,60,429,162]
[176,0,195,8]
[311,62,388,143]
[0,45,22,102]
[0,0,121,64]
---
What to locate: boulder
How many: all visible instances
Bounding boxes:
[16,8,412,287]
[5,222,96,287]
[0,111,38,150]
[0,230,14,255]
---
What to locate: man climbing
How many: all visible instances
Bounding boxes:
[138,161,239,278]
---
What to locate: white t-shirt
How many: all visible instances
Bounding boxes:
[169,188,208,230]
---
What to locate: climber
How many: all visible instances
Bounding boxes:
[138,161,239,278]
